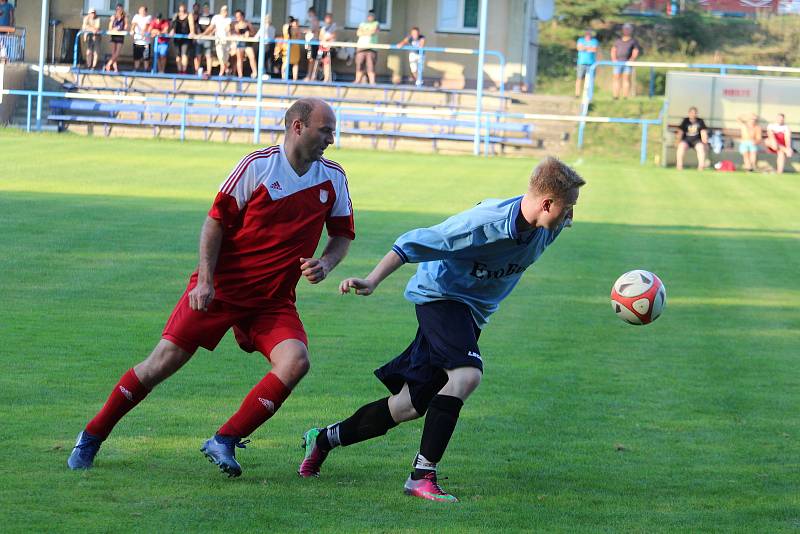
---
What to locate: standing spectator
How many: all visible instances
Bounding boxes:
[170,4,195,74]
[355,10,379,85]
[318,12,337,83]
[277,16,301,80]
[232,9,257,78]
[0,0,14,27]
[575,29,598,98]
[256,14,276,77]
[81,8,101,70]
[304,7,321,81]
[396,27,425,86]
[150,13,171,73]
[193,3,213,77]
[203,5,232,77]
[610,23,641,99]
[766,113,793,174]
[130,5,152,72]
[104,4,128,72]
[737,113,763,172]
[675,106,709,171]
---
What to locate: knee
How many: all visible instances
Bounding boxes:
[136,341,191,387]
[442,367,482,399]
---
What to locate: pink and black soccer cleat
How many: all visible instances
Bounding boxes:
[297,428,329,478]
[403,472,459,503]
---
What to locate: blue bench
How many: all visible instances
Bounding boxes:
[48,99,532,149]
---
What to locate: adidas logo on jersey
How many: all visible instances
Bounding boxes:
[119,386,134,401]
[269,181,282,191]
[258,397,275,413]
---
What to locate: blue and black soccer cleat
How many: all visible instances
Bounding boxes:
[67,431,103,470]
[200,434,250,478]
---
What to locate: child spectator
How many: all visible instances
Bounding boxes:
[737,113,763,172]
[318,13,337,83]
[396,27,425,85]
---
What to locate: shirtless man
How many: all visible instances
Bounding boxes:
[737,113,762,172]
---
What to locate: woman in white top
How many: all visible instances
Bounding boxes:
[766,113,794,174]
[202,5,232,76]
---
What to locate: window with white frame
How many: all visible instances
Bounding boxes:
[169,0,271,21]
[287,0,330,23]
[437,0,480,33]
[347,0,391,30]
[84,0,130,17]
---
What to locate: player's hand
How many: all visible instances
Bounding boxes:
[339,277,376,296]
[188,282,214,312]
[300,257,330,284]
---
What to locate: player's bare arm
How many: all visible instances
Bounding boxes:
[340,249,404,296]
[300,235,352,284]
[188,216,223,311]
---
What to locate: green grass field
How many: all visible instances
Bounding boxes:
[1,130,798,532]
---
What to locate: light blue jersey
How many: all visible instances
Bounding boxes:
[391,196,565,328]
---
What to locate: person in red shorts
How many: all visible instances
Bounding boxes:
[766,113,794,174]
[68,98,355,477]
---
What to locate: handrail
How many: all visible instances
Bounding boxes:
[576,60,800,154]
[5,87,665,162]
[71,31,507,93]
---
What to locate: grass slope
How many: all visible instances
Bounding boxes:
[1,131,798,532]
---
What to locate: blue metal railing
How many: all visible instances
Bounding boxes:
[576,60,800,157]
[3,88,527,153]
[71,31,507,94]
[0,28,26,62]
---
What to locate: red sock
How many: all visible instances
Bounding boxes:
[85,368,151,440]
[217,372,290,438]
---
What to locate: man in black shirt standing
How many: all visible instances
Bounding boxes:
[610,23,641,99]
[676,106,709,171]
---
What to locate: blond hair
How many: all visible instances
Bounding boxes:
[528,157,586,199]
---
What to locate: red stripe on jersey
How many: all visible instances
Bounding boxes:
[221,146,280,195]
[320,157,345,176]
[321,159,353,215]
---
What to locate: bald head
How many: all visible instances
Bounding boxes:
[284,98,331,131]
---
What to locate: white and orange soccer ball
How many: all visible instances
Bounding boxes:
[610,270,666,325]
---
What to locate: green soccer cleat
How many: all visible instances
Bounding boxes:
[297,427,329,478]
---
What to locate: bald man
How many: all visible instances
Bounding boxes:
[68,99,354,478]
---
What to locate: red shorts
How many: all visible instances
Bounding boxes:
[162,289,308,358]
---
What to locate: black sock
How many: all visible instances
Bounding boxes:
[411,394,463,480]
[319,397,397,451]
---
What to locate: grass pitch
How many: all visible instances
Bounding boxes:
[1,130,798,532]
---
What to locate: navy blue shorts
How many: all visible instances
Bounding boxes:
[374,300,483,415]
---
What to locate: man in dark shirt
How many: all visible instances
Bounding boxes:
[676,106,709,171]
[610,23,641,99]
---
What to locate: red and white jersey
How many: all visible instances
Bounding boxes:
[767,123,790,147]
[193,144,354,307]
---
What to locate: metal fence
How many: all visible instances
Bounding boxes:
[0,28,25,63]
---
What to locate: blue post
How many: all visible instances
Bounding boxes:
[36,0,49,131]
[577,66,595,149]
[415,50,424,87]
[26,93,32,132]
[253,0,268,145]
[180,101,187,141]
[649,67,655,98]
[640,122,649,165]
[73,30,82,69]
[472,0,489,156]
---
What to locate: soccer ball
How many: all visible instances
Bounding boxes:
[610,270,666,325]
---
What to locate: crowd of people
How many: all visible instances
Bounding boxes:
[79,4,423,84]
[674,106,794,173]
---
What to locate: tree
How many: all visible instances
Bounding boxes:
[556,0,630,27]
